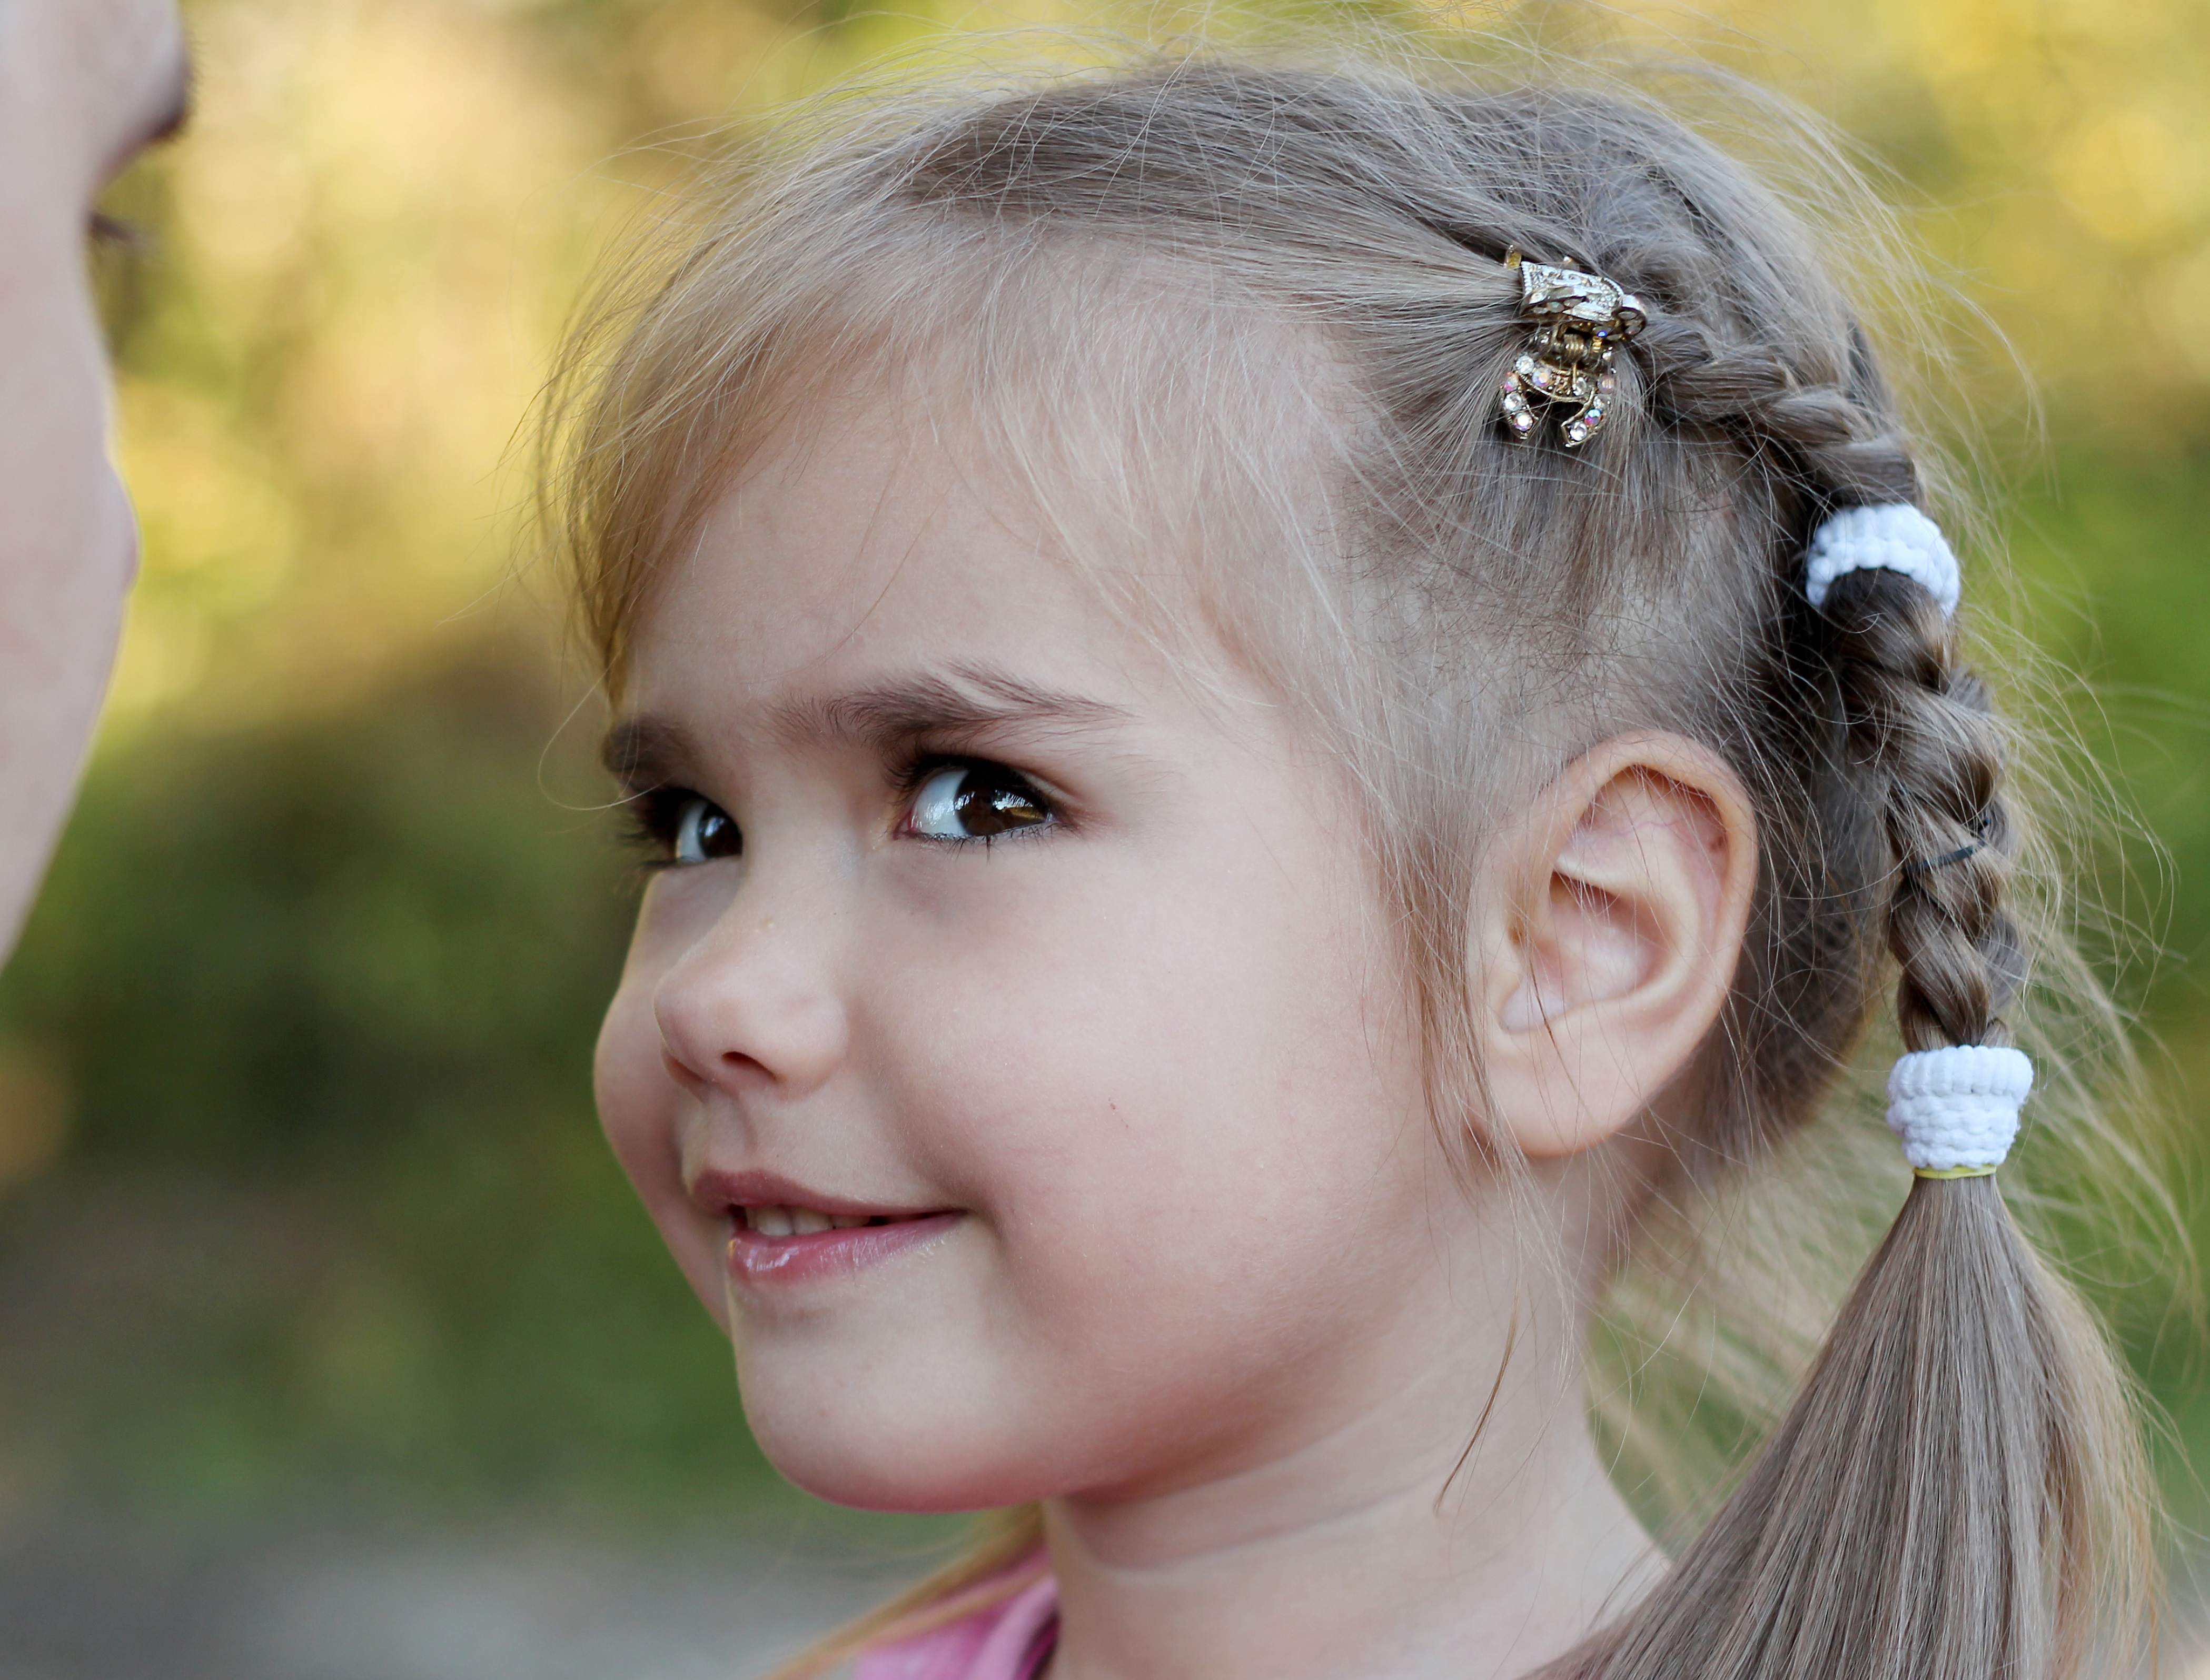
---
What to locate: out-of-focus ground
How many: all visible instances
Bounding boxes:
[4,0,2209,1672]
[3,1526,2204,1679]
[0,1521,913,1680]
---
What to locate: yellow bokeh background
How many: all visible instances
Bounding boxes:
[104,0,2209,741]
[10,0,2204,1550]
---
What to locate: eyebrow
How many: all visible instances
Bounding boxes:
[600,713,698,794]
[145,54,197,150]
[600,664,1134,792]
[774,665,1131,751]
[88,57,196,251]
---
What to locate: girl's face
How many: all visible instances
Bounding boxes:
[596,397,1470,1514]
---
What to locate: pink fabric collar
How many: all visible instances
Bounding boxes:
[854,1573,1059,1680]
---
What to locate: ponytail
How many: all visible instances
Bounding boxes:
[1569,1173,2140,1680]
[550,45,2162,1680]
[1551,558,2150,1680]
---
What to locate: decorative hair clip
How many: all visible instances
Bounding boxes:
[1497,250,1647,449]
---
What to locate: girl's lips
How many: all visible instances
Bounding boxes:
[726,1210,962,1287]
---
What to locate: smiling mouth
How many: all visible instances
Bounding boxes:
[724,1205,962,1287]
[738,1205,927,1237]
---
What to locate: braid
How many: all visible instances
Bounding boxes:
[1821,568,2025,1051]
[1550,323,2137,1680]
[1649,324,2022,1053]
[556,54,2157,1680]
[1645,327,1923,506]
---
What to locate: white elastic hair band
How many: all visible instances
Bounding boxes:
[1804,503,1961,617]
[1886,1045,2033,1178]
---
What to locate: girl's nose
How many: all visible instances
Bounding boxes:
[652,895,851,1102]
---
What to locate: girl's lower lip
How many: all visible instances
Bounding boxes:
[725,1211,962,1287]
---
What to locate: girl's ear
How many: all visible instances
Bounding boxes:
[1472,733,1759,1159]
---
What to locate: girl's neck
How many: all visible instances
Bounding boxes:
[1039,1338,1661,1680]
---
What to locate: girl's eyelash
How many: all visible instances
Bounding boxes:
[887,752,957,800]
[893,753,1066,849]
[614,757,1063,869]
[619,787,696,871]
[888,751,1054,797]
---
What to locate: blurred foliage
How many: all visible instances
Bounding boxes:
[0,0,2205,1527]
[1602,0,2210,437]
[0,646,788,1517]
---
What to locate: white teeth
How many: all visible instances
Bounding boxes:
[745,1205,867,1237]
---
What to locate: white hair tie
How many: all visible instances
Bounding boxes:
[1805,504,1960,617]
[1886,1045,2033,1177]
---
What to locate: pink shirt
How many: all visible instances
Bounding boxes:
[855,1574,1060,1680]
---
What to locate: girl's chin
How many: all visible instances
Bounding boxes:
[741,1390,1065,1514]
[761,1453,1049,1516]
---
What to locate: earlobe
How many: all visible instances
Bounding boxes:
[1476,734,1758,1159]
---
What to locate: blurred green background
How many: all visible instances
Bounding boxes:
[2,0,2207,1548]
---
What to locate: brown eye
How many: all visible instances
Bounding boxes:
[673,797,742,862]
[908,763,1053,841]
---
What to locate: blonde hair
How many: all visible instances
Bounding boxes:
[544,34,2163,1680]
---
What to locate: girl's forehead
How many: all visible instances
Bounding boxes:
[617,286,1353,744]
[622,395,1212,729]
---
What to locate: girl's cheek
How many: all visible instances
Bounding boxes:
[594,958,730,1325]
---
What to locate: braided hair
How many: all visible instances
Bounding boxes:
[550,42,2152,1680]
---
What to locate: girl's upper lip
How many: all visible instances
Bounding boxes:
[688,1166,949,1221]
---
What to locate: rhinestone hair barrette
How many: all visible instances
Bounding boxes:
[1497,250,1647,449]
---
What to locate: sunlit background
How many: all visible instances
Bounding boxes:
[3,0,2207,1674]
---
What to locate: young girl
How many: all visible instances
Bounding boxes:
[547,37,2156,1680]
